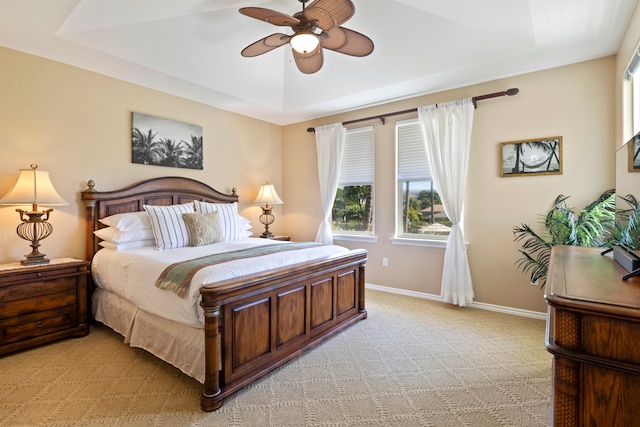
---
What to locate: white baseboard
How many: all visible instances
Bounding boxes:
[365,283,547,320]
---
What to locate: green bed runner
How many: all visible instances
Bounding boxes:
[155,242,321,297]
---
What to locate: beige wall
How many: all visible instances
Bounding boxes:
[0,46,284,264]
[282,56,616,314]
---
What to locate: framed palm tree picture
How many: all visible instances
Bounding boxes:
[132,112,203,170]
[499,136,562,177]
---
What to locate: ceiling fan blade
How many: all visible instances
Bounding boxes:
[305,0,354,29]
[239,7,299,27]
[241,33,291,57]
[321,27,373,57]
[303,5,336,30]
[319,27,346,50]
[292,46,324,74]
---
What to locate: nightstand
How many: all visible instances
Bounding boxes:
[0,258,90,356]
[260,235,291,241]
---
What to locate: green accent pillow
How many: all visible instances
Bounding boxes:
[182,211,224,246]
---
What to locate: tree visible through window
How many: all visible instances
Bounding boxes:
[333,185,373,232]
[400,181,450,234]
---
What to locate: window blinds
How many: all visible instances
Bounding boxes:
[339,126,374,186]
[397,119,431,182]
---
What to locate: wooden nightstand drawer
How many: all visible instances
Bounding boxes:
[0,266,81,286]
[1,306,77,344]
[0,277,77,303]
[0,259,89,355]
[0,289,77,319]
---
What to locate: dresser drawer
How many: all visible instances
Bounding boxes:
[0,288,77,319]
[0,306,77,344]
[0,277,77,303]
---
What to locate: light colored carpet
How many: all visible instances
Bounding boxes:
[0,290,551,426]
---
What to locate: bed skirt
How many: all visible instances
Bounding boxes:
[92,288,207,383]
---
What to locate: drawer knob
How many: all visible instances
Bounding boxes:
[37,273,42,277]
[35,285,42,292]
[36,321,43,328]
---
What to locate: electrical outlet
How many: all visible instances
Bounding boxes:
[382,257,388,267]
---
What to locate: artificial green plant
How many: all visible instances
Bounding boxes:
[614,194,640,250]
[513,189,616,289]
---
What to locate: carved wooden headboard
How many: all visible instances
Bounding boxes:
[80,176,238,261]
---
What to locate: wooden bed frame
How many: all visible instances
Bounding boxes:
[81,176,367,411]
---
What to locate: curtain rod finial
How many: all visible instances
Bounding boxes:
[506,88,519,96]
[307,127,315,133]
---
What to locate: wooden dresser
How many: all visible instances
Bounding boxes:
[0,258,90,356]
[545,246,640,426]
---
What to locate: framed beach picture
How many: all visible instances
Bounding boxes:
[132,112,203,170]
[499,136,562,177]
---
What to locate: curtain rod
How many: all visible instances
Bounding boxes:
[306,88,519,133]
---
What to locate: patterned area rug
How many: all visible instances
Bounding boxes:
[0,290,551,426]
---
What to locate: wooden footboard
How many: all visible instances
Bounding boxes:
[200,249,367,411]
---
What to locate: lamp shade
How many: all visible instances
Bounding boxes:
[0,165,68,209]
[253,184,283,207]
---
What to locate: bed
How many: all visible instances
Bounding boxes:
[80,176,367,411]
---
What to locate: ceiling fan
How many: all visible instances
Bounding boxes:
[239,0,374,74]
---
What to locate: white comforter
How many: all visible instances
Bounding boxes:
[91,238,349,327]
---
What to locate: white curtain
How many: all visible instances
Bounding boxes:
[418,98,475,307]
[314,123,346,244]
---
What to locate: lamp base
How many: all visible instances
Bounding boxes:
[259,206,276,239]
[15,209,54,266]
[21,253,50,266]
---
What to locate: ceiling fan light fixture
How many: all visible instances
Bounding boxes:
[290,32,319,54]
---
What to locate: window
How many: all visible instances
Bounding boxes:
[396,119,450,239]
[625,41,640,137]
[332,126,374,234]
[632,71,640,136]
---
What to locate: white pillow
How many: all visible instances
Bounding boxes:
[99,239,155,250]
[238,215,253,238]
[94,226,154,243]
[193,201,241,241]
[144,203,195,250]
[238,215,252,230]
[99,211,151,231]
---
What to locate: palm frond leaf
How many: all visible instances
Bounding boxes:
[513,189,619,290]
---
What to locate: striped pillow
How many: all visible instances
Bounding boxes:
[144,203,195,250]
[193,200,240,241]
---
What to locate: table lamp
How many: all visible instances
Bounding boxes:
[0,164,68,265]
[252,183,283,238]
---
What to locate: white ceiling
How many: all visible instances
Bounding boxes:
[0,0,637,125]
